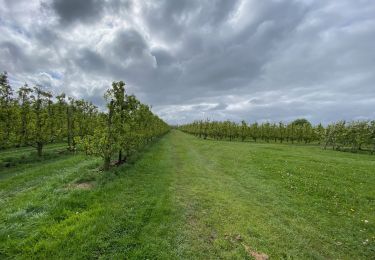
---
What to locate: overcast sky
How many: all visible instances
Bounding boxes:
[0,0,374,124]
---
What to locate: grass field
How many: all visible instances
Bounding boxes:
[0,130,374,259]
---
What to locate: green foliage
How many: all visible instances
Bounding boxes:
[29,86,54,156]
[17,84,33,146]
[0,72,169,168]
[323,120,375,153]
[180,119,375,154]
[0,71,17,148]
[0,72,99,155]
[75,81,169,170]
[291,118,312,126]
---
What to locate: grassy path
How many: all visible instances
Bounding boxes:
[0,130,374,259]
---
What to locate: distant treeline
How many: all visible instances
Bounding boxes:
[0,72,169,169]
[179,119,375,154]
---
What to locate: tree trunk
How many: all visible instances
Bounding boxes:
[37,142,43,157]
[21,113,27,146]
[103,101,114,171]
[67,106,72,150]
[118,149,122,163]
[104,156,111,170]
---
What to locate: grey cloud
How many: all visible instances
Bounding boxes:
[105,0,132,13]
[0,41,35,72]
[143,0,240,42]
[151,48,175,67]
[34,27,60,46]
[110,29,148,59]
[51,0,104,25]
[210,102,228,111]
[248,99,262,105]
[0,0,374,125]
[75,48,108,73]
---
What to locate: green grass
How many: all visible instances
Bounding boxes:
[0,130,374,259]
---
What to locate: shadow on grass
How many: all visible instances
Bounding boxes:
[0,149,72,170]
[76,135,168,186]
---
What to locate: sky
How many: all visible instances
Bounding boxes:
[0,0,374,125]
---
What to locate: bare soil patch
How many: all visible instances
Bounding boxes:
[242,243,269,260]
[68,182,94,190]
[225,233,269,260]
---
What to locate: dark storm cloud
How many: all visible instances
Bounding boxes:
[151,48,175,67]
[0,0,374,124]
[51,0,104,25]
[75,48,108,73]
[144,0,240,40]
[109,29,148,59]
